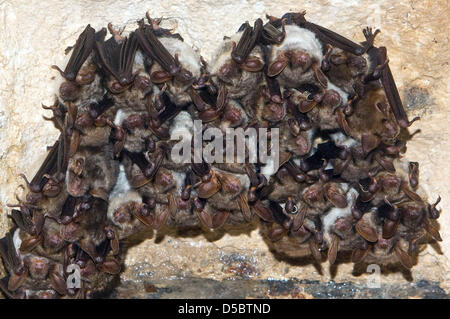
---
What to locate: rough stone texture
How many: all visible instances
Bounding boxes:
[0,0,449,298]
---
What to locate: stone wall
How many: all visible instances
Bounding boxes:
[0,0,449,297]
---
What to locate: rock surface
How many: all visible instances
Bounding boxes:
[0,0,449,298]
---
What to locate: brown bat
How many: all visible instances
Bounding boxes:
[52,25,95,81]
[94,26,139,93]
[232,19,263,65]
[135,20,193,84]
[269,12,365,55]
[16,135,67,205]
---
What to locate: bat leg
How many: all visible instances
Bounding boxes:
[265,14,281,24]
[153,91,182,125]
[107,22,126,41]
[364,58,389,83]
[189,88,211,112]
[231,19,263,64]
[362,27,381,53]
[321,44,333,72]
[146,12,162,29]
[281,11,307,26]
[260,20,286,45]
[42,101,66,131]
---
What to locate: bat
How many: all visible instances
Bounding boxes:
[94,26,139,92]
[52,25,95,81]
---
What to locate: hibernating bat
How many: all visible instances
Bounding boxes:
[52,25,95,82]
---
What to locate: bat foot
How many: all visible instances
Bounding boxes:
[107,22,126,42]
[362,26,381,53]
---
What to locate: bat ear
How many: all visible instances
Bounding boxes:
[394,244,413,269]
[211,210,230,229]
[361,132,380,155]
[216,84,228,109]
[150,70,172,84]
[267,56,288,77]
[240,56,264,72]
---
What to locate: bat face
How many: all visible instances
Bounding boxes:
[0,12,443,299]
[268,25,323,85]
[209,26,264,108]
[322,47,370,95]
[66,145,119,200]
[94,26,139,93]
[57,56,104,106]
[343,87,400,153]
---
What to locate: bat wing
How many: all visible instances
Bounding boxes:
[61,25,95,81]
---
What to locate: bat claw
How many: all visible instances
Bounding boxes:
[107,22,126,41]
[146,11,162,30]
[407,116,421,127]
[321,44,333,72]
[362,27,381,51]
[51,65,67,79]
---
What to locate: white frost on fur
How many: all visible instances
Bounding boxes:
[330,132,358,148]
[159,37,201,78]
[13,228,22,254]
[169,111,194,142]
[393,157,409,179]
[322,186,358,243]
[239,174,251,192]
[272,25,323,61]
[304,129,318,157]
[107,165,141,231]
[114,109,126,126]
[339,182,350,194]
[171,171,186,196]
[109,164,131,201]
[260,157,276,180]
[132,50,145,73]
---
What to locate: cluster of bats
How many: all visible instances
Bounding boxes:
[0,11,442,298]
